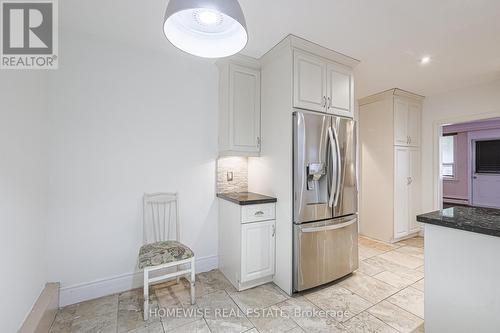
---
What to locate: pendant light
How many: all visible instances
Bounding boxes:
[163,0,248,58]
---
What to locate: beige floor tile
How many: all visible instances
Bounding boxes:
[286,327,305,333]
[243,329,259,333]
[359,244,386,260]
[368,301,423,333]
[278,297,349,332]
[160,302,203,332]
[304,285,372,322]
[359,236,400,252]
[49,305,78,333]
[75,294,118,318]
[196,290,254,333]
[412,279,424,292]
[373,271,414,289]
[377,251,424,270]
[343,311,399,333]
[395,246,424,259]
[228,283,289,312]
[387,287,424,319]
[117,289,160,333]
[364,256,424,283]
[357,259,386,277]
[165,319,211,333]
[247,304,298,333]
[416,265,425,273]
[412,322,425,332]
[128,321,165,333]
[397,237,424,248]
[339,273,399,304]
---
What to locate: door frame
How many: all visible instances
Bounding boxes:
[433,110,500,210]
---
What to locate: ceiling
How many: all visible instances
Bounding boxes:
[62,0,500,98]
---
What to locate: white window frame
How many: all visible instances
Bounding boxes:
[441,134,457,180]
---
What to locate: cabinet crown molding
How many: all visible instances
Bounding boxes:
[216,54,261,69]
[358,88,425,106]
[261,34,360,68]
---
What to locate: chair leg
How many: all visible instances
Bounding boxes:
[143,269,149,321]
[190,257,196,305]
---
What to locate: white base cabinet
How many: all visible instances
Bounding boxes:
[359,89,424,243]
[219,199,276,291]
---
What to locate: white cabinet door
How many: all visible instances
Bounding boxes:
[408,148,421,233]
[394,99,409,146]
[394,147,410,238]
[407,102,421,147]
[241,220,275,283]
[293,51,327,112]
[326,62,353,118]
[229,64,261,153]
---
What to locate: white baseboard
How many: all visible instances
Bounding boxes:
[19,283,59,333]
[60,255,218,307]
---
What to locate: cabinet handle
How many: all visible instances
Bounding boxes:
[407,177,413,185]
[322,96,327,108]
[254,211,264,216]
[327,97,332,109]
[257,137,261,146]
[272,224,276,237]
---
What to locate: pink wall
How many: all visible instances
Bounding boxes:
[442,118,500,203]
[443,132,469,201]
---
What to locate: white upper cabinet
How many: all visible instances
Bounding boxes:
[394,98,409,146]
[293,50,354,117]
[218,56,261,156]
[407,102,421,147]
[326,63,353,118]
[394,98,421,147]
[293,51,327,112]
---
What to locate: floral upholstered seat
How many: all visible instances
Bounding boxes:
[138,240,194,269]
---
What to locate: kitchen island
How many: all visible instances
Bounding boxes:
[417,206,500,333]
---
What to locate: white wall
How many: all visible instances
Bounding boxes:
[46,32,220,303]
[422,78,500,212]
[0,72,48,332]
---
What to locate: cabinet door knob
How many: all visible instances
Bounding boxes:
[272,224,276,237]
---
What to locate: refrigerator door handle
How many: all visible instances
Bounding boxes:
[332,125,342,207]
[327,127,336,207]
[300,218,357,233]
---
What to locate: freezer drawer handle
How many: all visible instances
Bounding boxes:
[300,219,357,233]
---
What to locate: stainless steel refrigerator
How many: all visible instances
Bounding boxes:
[293,110,358,292]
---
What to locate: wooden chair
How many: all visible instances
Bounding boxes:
[138,193,195,320]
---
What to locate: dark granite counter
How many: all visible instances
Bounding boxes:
[417,206,500,238]
[217,192,277,206]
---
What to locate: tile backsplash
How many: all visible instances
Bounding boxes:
[217,156,248,193]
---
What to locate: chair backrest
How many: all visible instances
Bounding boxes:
[143,193,179,244]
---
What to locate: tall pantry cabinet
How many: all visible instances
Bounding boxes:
[359,89,424,243]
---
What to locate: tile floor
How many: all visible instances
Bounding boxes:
[50,236,425,333]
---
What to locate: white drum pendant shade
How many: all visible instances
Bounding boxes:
[163,0,248,58]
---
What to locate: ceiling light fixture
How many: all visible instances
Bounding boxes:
[420,56,431,65]
[163,0,248,58]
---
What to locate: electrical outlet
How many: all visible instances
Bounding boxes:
[227,171,233,181]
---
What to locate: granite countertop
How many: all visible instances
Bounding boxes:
[417,206,500,238]
[217,192,277,206]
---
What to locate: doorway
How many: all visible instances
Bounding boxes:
[439,117,500,209]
